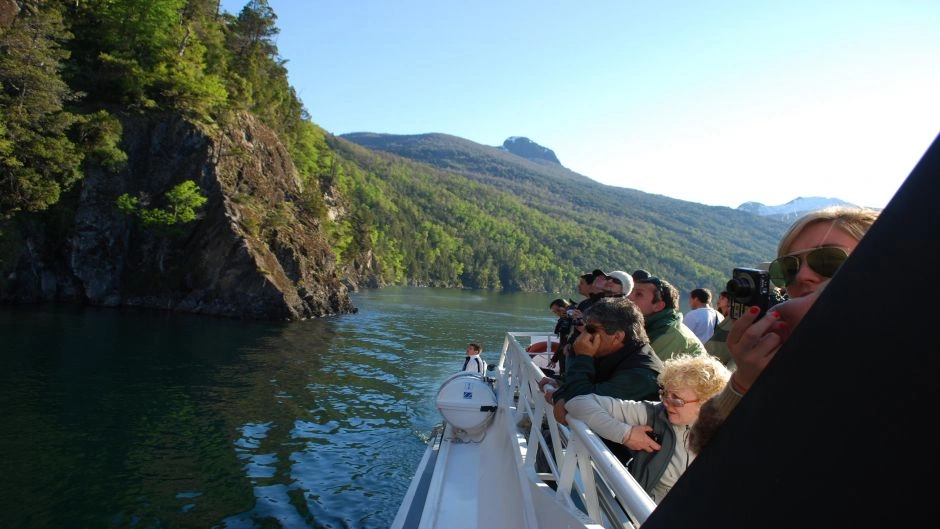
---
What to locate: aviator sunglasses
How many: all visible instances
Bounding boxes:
[768,246,849,288]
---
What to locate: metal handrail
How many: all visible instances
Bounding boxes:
[498,331,657,528]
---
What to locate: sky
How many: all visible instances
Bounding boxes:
[219,1,940,210]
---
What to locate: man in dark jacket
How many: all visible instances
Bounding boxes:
[543,296,663,423]
[537,295,663,465]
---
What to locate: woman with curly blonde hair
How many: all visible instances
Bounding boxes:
[566,353,730,503]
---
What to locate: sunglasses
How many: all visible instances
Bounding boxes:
[658,388,700,408]
[583,323,604,334]
[769,247,848,288]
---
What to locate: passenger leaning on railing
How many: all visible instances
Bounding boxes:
[565,354,730,503]
[537,296,664,465]
[555,269,623,376]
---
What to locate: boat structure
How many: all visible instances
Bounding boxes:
[391,331,657,529]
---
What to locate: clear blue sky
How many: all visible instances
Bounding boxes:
[220,1,940,209]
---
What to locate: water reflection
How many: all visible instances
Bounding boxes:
[0,288,558,528]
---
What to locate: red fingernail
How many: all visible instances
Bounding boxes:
[769,311,780,319]
[749,306,760,315]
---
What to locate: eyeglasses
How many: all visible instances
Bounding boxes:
[658,388,700,408]
[768,247,849,288]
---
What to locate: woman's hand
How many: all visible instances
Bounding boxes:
[727,283,826,391]
[727,307,787,391]
[623,425,661,453]
[771,286,825,336]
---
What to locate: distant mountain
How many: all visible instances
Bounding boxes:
[338,131,789,296]
[499,136,561,165]
[737,197,860,222]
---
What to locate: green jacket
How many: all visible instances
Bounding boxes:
[645,308,706,361]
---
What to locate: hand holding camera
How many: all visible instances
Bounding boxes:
[726,267,786,319]
[723,267,791,393]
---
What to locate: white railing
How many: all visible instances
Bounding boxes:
[498,331,657,528]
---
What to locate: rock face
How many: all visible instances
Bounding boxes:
[500,136,561,165]
[1,113,355,321]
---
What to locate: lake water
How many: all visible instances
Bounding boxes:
[0,287,559,529]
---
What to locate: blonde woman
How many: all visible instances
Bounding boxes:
[691,206,880,455]
[566,353,730,503]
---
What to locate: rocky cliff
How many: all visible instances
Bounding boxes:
[1,113,355,321]
[500,136,561,165]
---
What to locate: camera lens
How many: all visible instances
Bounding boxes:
[726,276,754,299]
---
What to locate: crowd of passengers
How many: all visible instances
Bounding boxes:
[525,206,879,504]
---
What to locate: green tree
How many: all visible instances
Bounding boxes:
[117,180,208,232]
[224,0,306,144]
[0,1,83,220]
[76,110,128,171]
[117,180,207,274]
[64,0,227,116]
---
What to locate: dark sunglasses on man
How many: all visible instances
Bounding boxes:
[768,246,848,288]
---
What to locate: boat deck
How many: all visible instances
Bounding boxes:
[393,332,655,529]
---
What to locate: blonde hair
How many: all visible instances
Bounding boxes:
[777,206,880,257]
[658,354,731,401]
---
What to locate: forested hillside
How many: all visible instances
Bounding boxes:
[334,132,787,294]
[0,0,787,316]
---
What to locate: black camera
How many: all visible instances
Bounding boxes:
[726,267,786,319]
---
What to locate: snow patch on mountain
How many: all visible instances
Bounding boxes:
[737,197,863,221]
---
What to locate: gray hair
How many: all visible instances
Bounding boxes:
[583,296,648,349]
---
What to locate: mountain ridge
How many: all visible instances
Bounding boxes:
[476,135,860,217]
[737,196,862,221]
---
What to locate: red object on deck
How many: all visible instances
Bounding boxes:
[526,341,559,353]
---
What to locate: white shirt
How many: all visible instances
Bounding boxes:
[683,307,723,343]
[462,355,487,374]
